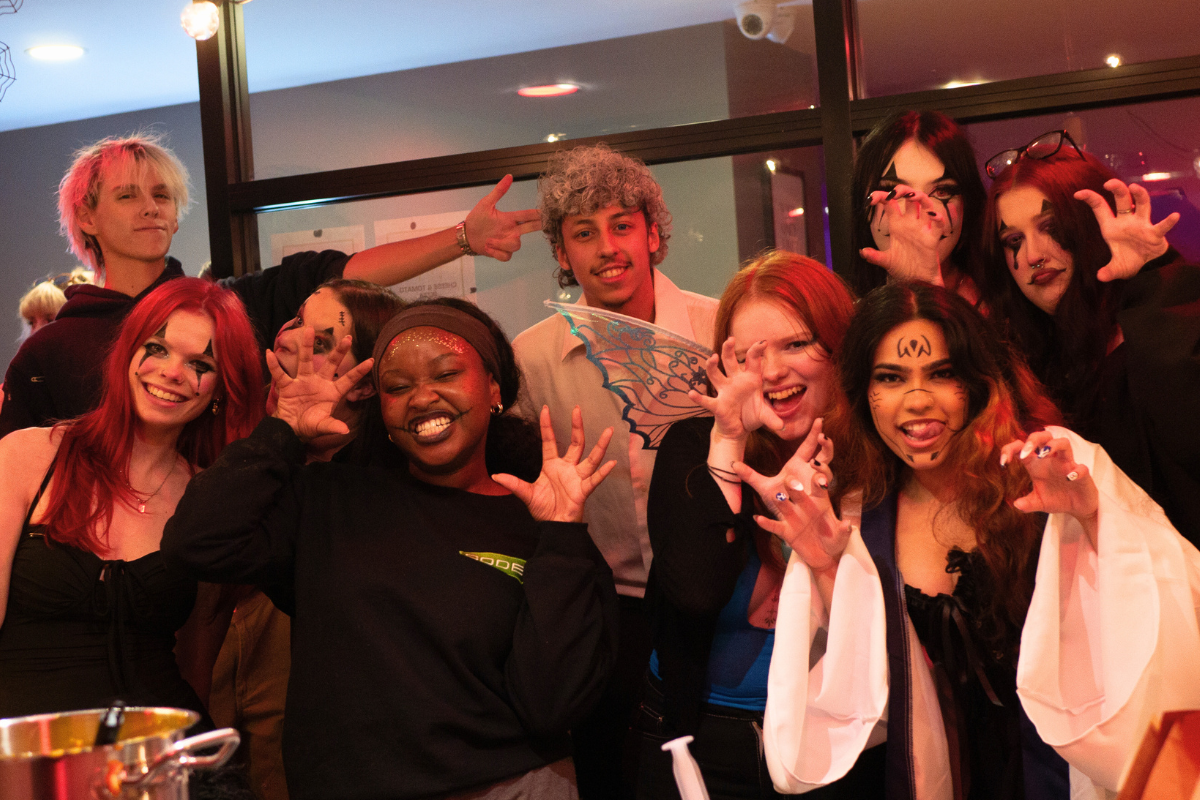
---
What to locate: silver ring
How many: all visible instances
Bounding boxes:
[774,492,788,503]
[1118,207,1136,215]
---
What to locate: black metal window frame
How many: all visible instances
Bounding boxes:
[196,0,1200,280]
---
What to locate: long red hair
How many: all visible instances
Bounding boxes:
[44,278,264,553]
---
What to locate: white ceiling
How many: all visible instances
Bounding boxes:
[0,0,742,132]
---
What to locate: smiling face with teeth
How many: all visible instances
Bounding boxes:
[728,297,835,444]
[377,325,502,489]
[556,205,660,322]
[127,309,219,433]
[868,318,967,472]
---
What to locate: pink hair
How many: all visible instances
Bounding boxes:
[44,278,262,553]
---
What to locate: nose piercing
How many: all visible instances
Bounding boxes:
[1030,258,1047,270]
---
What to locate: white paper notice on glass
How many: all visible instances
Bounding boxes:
[374,211,476,302]
[269,226,366,267]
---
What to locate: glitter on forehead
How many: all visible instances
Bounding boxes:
[386,329,468,363]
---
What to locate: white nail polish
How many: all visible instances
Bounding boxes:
[999,453,1009,467]
[1019,442,1035,460]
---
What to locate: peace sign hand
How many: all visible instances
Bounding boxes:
[731,420,848,573]
[690,337,785,442]
[265,327,374,443]
[493,405,617,523]
[1075,178,1179,282]
[463,175,542,262]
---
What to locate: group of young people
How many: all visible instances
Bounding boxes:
[0,112,1197,800]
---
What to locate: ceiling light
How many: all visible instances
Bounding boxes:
[766,159,777,172]
[1141,171,1183,182]
[1106,54,1122,68]
[943,80,983,89]
[544,133,567,143]
[518,83,578,98]
[787,207,804,217]
[27,45,84,61]
[181,1,220,41]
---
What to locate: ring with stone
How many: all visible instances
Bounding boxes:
[774,491,789,503]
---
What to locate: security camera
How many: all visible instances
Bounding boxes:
[736,1,776,40]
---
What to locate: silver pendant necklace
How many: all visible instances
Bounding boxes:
[127,459,177,514]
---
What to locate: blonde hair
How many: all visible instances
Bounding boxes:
[58,133,190,271]
[18,281,67,326]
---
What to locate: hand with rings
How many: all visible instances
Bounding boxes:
[731,419,850,573]
[1074,178,1180,282]
[1000,430,1100,546]
[859,184,947,285]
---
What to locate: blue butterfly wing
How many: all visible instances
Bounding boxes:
[547,303,713,450]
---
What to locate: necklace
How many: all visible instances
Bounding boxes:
[127,458,177,514]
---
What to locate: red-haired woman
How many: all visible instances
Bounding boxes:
[634,251,885,798]
[979,141,1198,550]
[756,283,1200,799]
[0,277,263,719]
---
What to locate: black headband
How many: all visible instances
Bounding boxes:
[372,305,501,385]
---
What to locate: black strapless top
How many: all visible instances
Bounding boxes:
[0,467,204,719]
[904,549,1023,800]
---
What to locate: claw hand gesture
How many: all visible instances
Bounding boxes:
[859,186,947,285]
[265,327,374,442]
[691,337,784,442]
[1001,430,1099,545]
[1075,179,1178,282]
[463,175,542,262]
[732,420,849,573]
[493,405,617,523]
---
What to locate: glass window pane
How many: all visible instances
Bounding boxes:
[244,4,817,179]
[963,97,1200,262]
[856,0,1200,97]
[253,149,829,342]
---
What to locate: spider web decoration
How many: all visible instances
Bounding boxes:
[546,300,713,450]
[0,42,14,102]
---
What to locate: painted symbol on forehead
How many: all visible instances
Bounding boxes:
[896,334,932,359]
[204,340,214,358]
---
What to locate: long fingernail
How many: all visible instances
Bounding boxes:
[1019,442,1035,459]
[1036,445,1051,459]
[787,480,804,492]
[999,452,1009,467]
[885,189,897,201]
[1066,471,1079,482]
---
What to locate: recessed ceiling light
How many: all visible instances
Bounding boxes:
[544,133,567,143]
[518,83,579,98]
[27,45,84,61]
[943,80,983,89]
[765,159,777,172]
[1106,54,1122,68]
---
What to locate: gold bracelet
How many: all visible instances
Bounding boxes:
[455,221,476,256]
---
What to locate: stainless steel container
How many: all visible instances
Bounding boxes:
[0,706,239,799]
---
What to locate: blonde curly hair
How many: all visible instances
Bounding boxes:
[538,143,671,287]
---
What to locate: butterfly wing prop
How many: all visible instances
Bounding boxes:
[546,301,713,450]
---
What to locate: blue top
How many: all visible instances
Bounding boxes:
[650,547,774,711]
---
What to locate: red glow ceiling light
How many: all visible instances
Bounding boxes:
[518,83,579,98]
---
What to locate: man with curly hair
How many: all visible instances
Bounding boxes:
[513,143,717,798]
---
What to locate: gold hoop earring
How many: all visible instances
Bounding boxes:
[491,402,504,415]
[211,397,221,415]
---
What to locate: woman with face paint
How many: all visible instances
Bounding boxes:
[849,111,988,302]
[0,277,263,721]
[633,252,887,799]
[980,145,1199,549]
[753,283,1200,799]
[162,298,621,800]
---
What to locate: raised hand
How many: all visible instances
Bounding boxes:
[859,185,946,285]
[463,174,542,262]
[691,337,784,442]
[731,420,848,573]
[1001,430,1099,544]
[1075,179,1179,282]
[493,405,617,523]
[265,327,374,442]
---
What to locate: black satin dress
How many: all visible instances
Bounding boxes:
[0,468,207,720]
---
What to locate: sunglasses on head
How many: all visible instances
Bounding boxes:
[985,130,1085,178]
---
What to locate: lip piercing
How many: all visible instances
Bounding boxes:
[774,492,789,503]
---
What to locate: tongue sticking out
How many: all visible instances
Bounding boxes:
[902,420,946,442]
